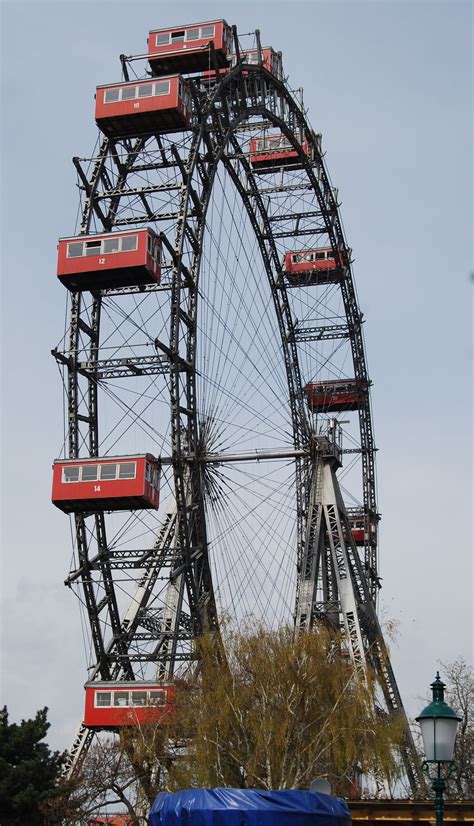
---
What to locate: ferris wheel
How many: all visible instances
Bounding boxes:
[52,20,421,791]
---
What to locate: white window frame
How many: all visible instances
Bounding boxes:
[118,462,137,480]
[66,235,138,259]
[153,80,171,97]
[101,236,120,255]
[103,87,120,104]
[200,25,215,39]
[65,241,85,258]
[99,463,118,481]
[103,81,170,105]
[84,240,101,257]
[137,82,155,99]
[113,691,130,708]
[119,235,139,253]
[119,85,137,102]
[80,464,99,482]
[154,24,216,49]
[94,691,112,708]
[130,691,148,707]
[61,461,137,483]
[155,32,170,46]
[93,688,167,708]
[61,465,80,483]
[170,29,185,43]
[186,28,200,42]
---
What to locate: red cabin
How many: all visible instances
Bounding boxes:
[84,681,174,730]
[56,228,160,291]
[304,379,365,413]
[236,47,283,79]
[249,133,319,172]
[285,247,346,285]
[201,47,283,82]
[148,20,232,75]
[95,76,192,138]
[51,454,161,513]
[348,517,365,545]
[345,511,377,547]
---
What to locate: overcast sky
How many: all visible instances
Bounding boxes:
[1,0,472,754]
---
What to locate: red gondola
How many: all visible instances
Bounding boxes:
[51,454,161,513]
[84,681,174,729]
[348,517,365,545]
[304,379,365,413]
[345,511,377,547]
[236,47,283,79]
[56,228,160,291]
[285,247,346,285]
[201,47,283,82]
[95,76,192,138]
[148,20,232,75]
[249,133,319,172]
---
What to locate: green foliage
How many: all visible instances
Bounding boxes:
[0,706,65,825]
[166,625,404,794]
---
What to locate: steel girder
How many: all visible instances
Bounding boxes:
[294,428,420,789]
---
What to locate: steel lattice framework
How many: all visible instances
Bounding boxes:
[53,29,422,792]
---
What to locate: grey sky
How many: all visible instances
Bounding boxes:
[1,0,472,753]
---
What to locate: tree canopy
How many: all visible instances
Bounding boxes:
[0,706,65,825]
[47,624,409,820]
[165,624,404,795]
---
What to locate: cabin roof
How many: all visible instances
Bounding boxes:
[54,454,156,465]
[59,228,152,243]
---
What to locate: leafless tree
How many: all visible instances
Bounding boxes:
[441,657,473,800]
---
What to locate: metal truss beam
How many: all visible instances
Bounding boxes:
[94,182,181,200]
[268,209,326,223]
[111,210,199,226]
[263,226,326,240]
[295,427,421,790]
[76,355,168,380]
[292,323,350,342]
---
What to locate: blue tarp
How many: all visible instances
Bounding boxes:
[150,788,351,825]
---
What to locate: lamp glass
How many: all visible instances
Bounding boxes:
[419,716,459,762]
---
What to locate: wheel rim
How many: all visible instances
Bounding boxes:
[57,65,377,680]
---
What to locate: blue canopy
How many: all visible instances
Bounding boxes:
[150,788,351,825]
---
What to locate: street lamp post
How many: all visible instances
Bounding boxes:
[416,672,461,826]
